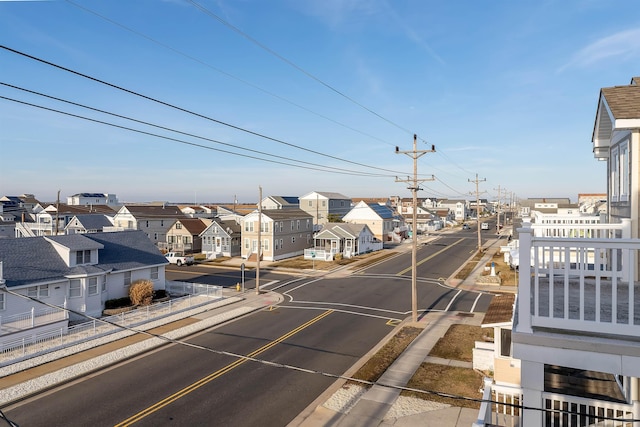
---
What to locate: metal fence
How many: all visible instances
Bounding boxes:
[0,282,222,366]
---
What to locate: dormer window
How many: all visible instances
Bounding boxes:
[76,249,91,265]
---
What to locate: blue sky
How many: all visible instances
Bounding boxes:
[1,0,638,204]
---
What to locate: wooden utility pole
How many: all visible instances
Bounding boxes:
[494,185,503,232]
[396,134,435,323]
[256,186,262,294]
[469,174,486,252]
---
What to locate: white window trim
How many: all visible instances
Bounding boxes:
[88,277,98,296]
[69,279,82,298]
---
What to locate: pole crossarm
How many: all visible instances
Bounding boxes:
[394,134,435,323]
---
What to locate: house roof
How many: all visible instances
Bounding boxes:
[67,214,114,230]
[0,231,167,288]
[248,208,313,221]
[600,85,640,120]
[300,191,350,200]
[120,204,187,218]
[315,222,369,239]
[175,218,209,235]
[482,293,515,326]
[44,203,116,215]
[269,196,299,206]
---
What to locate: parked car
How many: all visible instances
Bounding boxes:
[481,222,490,230]
[462,223,471,230]
[165,251,194,266]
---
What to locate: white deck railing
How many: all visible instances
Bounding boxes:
[0,306,68,335]
[517,218,640,337]
[542,392,634,427]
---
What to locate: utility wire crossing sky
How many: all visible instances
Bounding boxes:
[2,0,638,203]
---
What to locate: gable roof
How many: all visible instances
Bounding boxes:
[315,223,370,240]
[300,191,350,200]
[67,214,114,230]
[175,218,209,235]
[0,231,166,288]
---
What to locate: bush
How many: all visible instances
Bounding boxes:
[334,253,343,261]
[104,297,132,310]
[129,279,154,306]
[153,289,167,299]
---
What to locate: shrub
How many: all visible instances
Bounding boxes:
[104,297,132,310]
[334,253,343,261]
[129,279,154,306]
[153,289,167,299]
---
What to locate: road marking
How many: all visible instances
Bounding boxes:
[397,238,465,276]
[114,309,333,426]
[444,289,462,311]
[386,319,401,326]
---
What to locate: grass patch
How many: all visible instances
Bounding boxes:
[454,250,482,280]
[429,324,492,362]
[351,326,422,383]
[482,252,517,286]
[402,363,484,409]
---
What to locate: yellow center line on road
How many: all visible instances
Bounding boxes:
[114,309,334,427]
[396,238,465,276]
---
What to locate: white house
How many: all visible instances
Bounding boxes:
[309,222,382,260]
[475,76,640,427]
[342,200,404,242]
[0,231,168,347]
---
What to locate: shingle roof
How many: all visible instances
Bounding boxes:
[600,85,640,120]
[482,293,515,326]
[176,218,209,235]
[122,204,187,218]
[69,214,114,230]
[0,231,167,288]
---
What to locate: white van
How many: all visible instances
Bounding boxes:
[481,222,490,230]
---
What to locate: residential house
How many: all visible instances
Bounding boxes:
[0,230,167,345]
[439,199,467,222]
[179,205,217,219]
[260,196,299,210]
[64,214,114,234]
[165,218,210,253]
[21,203,116,237]
[240,208,313,261]
[67,193,119,207]
[476,77,640,426]
[111,204,188,247]
[299,191,352,229]
[309,222,382,260]
[342,200,404,242]
[395,203,441,234]
[577,193,607,216]
[200,218,242,259]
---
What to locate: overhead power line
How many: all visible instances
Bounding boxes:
[63,0,393,146]
[186,0,420,141]
[0,83,391,178]
[0,45,424,177]
[1,95,388,177]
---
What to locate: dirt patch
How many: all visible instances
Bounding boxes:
[402,363,484,409]
[481,252,517,286]
[429,324,492,362]
[454,250,483,280]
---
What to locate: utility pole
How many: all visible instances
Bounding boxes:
[494,185,503,233]
[256,186,262,295]
[396,134,435,323]
[55,190,60,236]
[469,174,486,252]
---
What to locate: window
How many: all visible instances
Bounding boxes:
[151,267,159,280]
[76,249,91,265]
[611,147,619,201]
[291,221,294,231]
[88,277,98,295]
[291,236,296,244]
[279,221,283,232]
[322,201,326,207]
[101,276,107,292]
[183,236,189,244]
[28,285,49,298]
[263,239,269,251]
[0,293,4,310]
[308,200,312,207]
[176,222,182,229]
[260,222,268,233]
[146,221,149,227]
[124,271,131,287]
[69,279,82,298]
[275,239,280,250]
[245,221,254,232]
[154,232,158,240]
[296,220,300,230]
[621,142,629,201]
[500,328,512,357]
[244,238,250,249]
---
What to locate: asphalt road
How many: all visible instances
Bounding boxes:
[3,230,495,426]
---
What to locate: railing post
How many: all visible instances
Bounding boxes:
[518,219,533,333]
[31,307,35,327]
